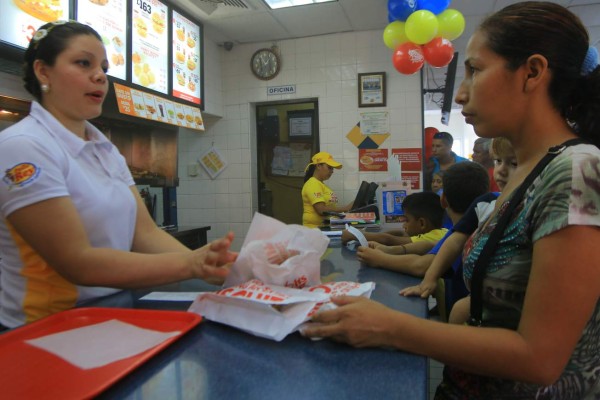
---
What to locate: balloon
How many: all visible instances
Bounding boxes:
[388,13,396,23]
[423,37,455,67]
[405,10,439,45]
[437,9,465,41]
[383,21,409,50]
[416,0,450,15]
[388,0,417,22]
[424,127,439,162]
[392,42,424,75]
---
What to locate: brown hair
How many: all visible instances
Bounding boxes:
[491,137,515,159]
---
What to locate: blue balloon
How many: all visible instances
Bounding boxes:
[388,13,396,23]
[388,0,417,22]
[416,0,451,15]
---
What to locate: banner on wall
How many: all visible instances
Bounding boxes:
[358,149,388,172]
[401,172,421,190]
[390,148,422,171]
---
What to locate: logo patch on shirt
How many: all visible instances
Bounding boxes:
[3,163,41,189]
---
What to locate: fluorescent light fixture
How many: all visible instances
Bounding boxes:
[262,0,337,10]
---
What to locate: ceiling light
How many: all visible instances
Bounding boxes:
[262,0,337,10]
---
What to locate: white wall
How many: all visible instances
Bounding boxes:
[177,30,423,249]
[424,109,477,159]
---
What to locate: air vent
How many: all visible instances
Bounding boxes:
[199,0,249,8]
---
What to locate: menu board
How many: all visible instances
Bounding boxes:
[0,0,70,49]
[171,10,201,105]
[131,0,168,94]
[113,83,204,131]
[76,0,127,80]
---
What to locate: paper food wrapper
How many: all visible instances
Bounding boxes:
[189,279,375,341]
[224,212,329,289]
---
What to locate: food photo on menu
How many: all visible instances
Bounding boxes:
[76,0,127,80]
[131,0,168,94]
[171,10,201,105]
[0,0,69,48]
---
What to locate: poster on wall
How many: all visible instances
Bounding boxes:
[198,146,227,179]
[171,10,201,105]
[131,0,168,94]
[358,149,388,172]
[0,0,70,49]
[390,148,422,171]
[77,0,127,80]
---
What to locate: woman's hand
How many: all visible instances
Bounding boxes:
[190,232,238,284]
[302,296,399,348]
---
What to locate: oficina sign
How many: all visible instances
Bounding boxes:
[267,85,296,95]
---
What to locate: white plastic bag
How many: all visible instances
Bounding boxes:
[224,213,329,288]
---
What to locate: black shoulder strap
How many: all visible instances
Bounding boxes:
[468,138,585,326]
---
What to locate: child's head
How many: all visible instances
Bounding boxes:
[401,192,444,236]
[431,170,444,194]
[442,162,490,214]
[490,137,517,191]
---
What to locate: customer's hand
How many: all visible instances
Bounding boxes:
[190,232,238,284]
[341,229,356,244]
[356,246,384,267]
[400,278,437,298]
[302,296,399,348]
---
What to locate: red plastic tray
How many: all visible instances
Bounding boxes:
[0,307,202,399]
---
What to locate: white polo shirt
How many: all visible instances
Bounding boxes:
[0,102,137,328]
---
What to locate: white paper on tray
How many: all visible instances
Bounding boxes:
[225,213,329,288]
[189,279,376,341]
[25,320,181,369]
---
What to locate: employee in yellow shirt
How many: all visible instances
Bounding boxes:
[302,152,353,228]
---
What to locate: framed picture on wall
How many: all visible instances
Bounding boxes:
[358,72,386,108]
[288,110,314,138]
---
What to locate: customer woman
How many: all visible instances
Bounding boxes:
[302,151,352,228]
[304,3,600,398]
[0,21,237,330]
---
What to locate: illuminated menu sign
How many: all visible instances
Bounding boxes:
[0,0,70,48]
[171,10,201,105]
[77,0,127,80]
[131,0,168,94]
[114,83,204,131]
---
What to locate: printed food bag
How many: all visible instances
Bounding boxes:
[189,279,375,341]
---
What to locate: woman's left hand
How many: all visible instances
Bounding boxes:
[301,296,399,348]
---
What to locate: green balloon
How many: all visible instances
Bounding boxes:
[383,21,409,50]
[437,9,465,41]
[405,10,439,45]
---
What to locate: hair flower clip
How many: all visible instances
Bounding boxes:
[32,29,48,42]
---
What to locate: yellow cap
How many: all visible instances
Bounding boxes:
[305,151,342,171]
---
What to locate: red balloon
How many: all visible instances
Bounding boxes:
[392,42,424,75]
[422,37,455,67]
[424,126,439,162]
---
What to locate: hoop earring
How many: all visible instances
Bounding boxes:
[40,84,49,93]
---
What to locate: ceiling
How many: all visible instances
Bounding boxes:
[172,0,600,108]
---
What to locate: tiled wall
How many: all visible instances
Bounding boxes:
[177,30,423,250]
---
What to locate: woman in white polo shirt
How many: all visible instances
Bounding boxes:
[0,21,236,329]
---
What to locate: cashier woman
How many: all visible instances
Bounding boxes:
[302,152,353,228]
[0,21,237,330]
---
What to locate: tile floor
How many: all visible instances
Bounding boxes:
[428,297,443,399]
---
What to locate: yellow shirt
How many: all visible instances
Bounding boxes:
[302,177,339,228]
[411,228,448,243]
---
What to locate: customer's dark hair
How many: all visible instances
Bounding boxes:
[442,162,489,213]
[23,21,102,100]
[402,192,444,228]
[479,1,600,145]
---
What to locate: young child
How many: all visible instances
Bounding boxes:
[357,163,490,277]
[431,170,444,195]
[401,137,518,322]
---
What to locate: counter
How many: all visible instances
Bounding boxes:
[90,238,428,399]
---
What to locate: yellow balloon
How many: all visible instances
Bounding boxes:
[383,21,409,50]
[405,10,439,45]
[437,9,465,41]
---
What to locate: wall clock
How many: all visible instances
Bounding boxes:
[250,47,280,80]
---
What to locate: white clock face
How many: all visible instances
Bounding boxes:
[251,49,280,80]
